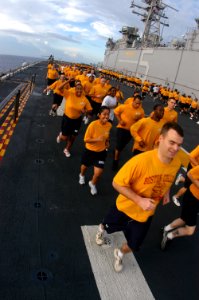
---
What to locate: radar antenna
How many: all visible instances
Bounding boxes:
[130,0,178,47]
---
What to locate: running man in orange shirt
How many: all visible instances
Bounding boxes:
[130,104,164,156]
[95,122,184,272]
[112,95,144,171]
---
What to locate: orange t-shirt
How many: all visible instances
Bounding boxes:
[162,107,178,123]
[189,165,199,200]
[114,104,145,130]
[114,149,181,222]
[84,120,112,152]
[49,79,70,96]
[130,117,164,151]
[47,69,59,80]
[190,145,199,167]
[89,84,108,103]
[62,90,92,119]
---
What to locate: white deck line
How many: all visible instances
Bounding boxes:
[81,225,155,300]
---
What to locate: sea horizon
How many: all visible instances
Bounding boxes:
[0,54,44,74]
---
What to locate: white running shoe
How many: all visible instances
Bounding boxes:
[84,117,89,125]
[63,148,71,157]
[175,173,182,185]
[114,248,123,272]
[95,230,104,245]
[172,195,181,206]
[56,132,62,143]
[79,174,85,185]
[88,181,97,195]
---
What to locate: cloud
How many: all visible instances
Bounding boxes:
[57,23,88,33]
[0,0,198,63]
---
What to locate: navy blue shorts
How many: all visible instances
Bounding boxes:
[89,99,101,116]
[181,188,199,226]
[102,204,152,251]
[61,114,82,136]
[53,93,63,106]
[116,128,132,152]
[81,148,107,169]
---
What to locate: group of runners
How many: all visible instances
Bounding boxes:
[45,61,199,273]
[101,69,199,124]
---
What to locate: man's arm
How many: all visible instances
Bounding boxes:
[112,181,156,211]
[188,171,199,188]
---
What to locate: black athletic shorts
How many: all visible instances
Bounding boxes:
[47,78,56,86]
[81,148,107,169]
[53,93,63,106]
[102,204,152,251]
[89,99,101,116]
[61,114,82,136]
[181,188,199,226]
[116,128,132,151]
[184,163,192,189]
[132,149,144,156]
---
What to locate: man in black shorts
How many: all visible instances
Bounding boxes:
[161,165,199,250]
[96,122,184,272]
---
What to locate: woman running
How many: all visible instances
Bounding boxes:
[79,106,112,195]
[56,81,92,157]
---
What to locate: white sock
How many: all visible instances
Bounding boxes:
[164,224,173,232]
[118,249,124,258]
[167,232,174,240]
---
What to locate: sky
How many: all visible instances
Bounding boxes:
[0,0,198,64]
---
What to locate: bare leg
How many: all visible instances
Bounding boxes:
[120,243,132,254]
[66,135,76,151]
[80,164,87,176]
[90,167,103,185]
[169,224,196,239]
[174,187,187,199]
[60,134,68,142]
[114,149,120,160]
[169,217,186,229]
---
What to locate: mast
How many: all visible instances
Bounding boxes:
[130,0,178,47]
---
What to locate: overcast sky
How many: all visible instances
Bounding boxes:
[0,0,198,63]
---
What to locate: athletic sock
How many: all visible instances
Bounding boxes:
[164,224,173,232]
[118,249,124,258]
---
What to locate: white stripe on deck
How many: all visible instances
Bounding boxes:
[81,225,155,300]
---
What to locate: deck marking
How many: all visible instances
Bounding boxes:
[81,225,155,300]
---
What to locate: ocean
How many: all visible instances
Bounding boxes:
[0,54,41,75]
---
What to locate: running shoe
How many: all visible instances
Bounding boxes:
[88,181,97,195]
[114,248,123,272]
[95,230,105,245]
[175,173,182,185]
[161,229,171,250]
[63,148,71,157]
[79,174,85,185]
[49,109,53,116]
[172,195,181,206]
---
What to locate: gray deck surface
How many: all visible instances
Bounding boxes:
[0,62,198,300]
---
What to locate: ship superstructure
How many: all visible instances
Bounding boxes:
[103,2,199,97]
